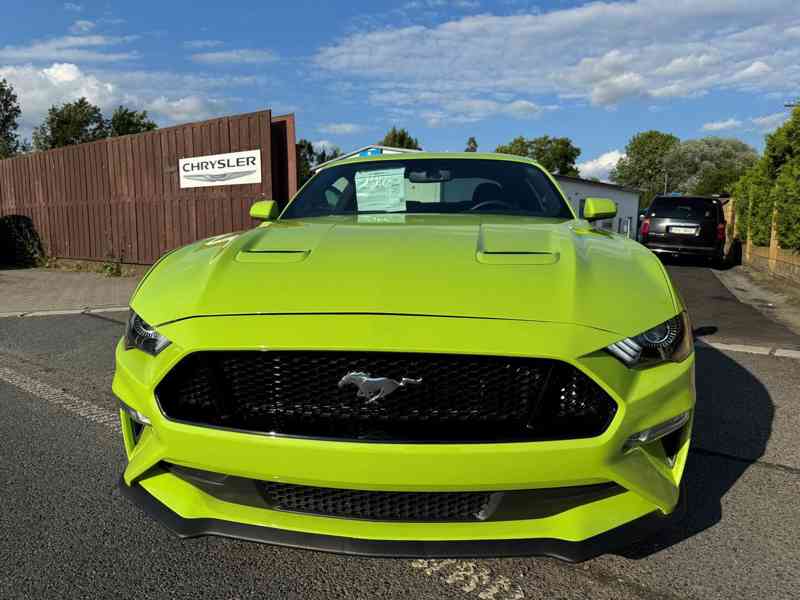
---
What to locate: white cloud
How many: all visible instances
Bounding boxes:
[312,139,338,154]
[69,20,95,34]
[0,35,139,63]
[577,150,624,181]
[751,111,790,131]
[0,62,246,133]
[730,61,772,82]
[146,96,227,122]
[0,63,116,130]
[319,122,365,135]
[191,49,277,64]
[702,118,742,131]
[63,2,83,11]
[315,0,800,121]
[589,72,646,106]
[183,39,224,49]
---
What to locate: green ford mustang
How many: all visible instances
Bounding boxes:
[115,152,694,561]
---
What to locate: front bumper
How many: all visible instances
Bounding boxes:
[114,314,695,559]
[119,474,686,561]
[644,242,722,258]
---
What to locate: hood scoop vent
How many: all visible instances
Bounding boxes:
[236,222,336,264]
[477,224,559,265]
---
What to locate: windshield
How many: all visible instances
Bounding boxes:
[282,159,574,219]
[650,197,720,220]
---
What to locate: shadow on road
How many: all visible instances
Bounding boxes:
[657,252,737,272]
[618,345,773,559]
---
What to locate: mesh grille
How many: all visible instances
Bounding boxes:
[155,351,616,442]
[262,482,492,522]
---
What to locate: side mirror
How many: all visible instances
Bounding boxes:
[582,197,617,222]
[250,200,279,221]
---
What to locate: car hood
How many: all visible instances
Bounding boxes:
[131,214,678,336]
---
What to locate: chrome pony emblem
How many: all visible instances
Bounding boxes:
[338,372,422,403]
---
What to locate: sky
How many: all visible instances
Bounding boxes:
[0,0,798,180]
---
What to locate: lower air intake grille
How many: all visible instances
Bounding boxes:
[155,351,617,442]
[262,482,492,522]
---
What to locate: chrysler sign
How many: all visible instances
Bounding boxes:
[179,150,262,189]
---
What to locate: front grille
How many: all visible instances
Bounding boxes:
[155,351,616,442]
[262,482,492,522]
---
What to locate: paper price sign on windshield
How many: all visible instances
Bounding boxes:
[355,168,406,212]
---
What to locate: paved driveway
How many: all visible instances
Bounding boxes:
[0,263,798,599]
[0,268,137,316]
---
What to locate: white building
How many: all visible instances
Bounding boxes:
[554,175,641,239]
[315,146,641,238]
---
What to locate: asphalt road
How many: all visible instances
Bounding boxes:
[1,264,799,599]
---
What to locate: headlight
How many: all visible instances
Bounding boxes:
[606,311,692,367]
[124,310,171,356]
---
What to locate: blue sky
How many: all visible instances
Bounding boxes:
[1,0,798,178]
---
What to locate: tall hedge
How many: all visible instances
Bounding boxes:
[774,157,800,250]
[733,161,773,245]
[732,107,800,251]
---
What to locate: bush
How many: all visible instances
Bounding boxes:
[733,162,773,246]
[774,157,800,251]
[0,215,45,267]
[732,107,800,251]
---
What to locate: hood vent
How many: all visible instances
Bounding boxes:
[477,224,559,265]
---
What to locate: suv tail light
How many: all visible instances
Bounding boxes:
[640,218,650,238]
[716,223,725,242]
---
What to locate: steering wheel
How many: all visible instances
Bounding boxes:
[469,200,515,212]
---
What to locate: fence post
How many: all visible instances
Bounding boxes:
[745,196,752,263]
[768,204,779,274]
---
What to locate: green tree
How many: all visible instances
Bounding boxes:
[379,126,420,150]
[32,97,108,150]
[108,106,157,137]
[0,78,22,159]
[774,156,800,250]
[732,160,773,246]
[764,108,800,178]
[314,144,341,166]
[664,137,758,196]
[731,107,800,250]
[465,136,478,152]
[610,130,680,207]
[296,138,316,187]
[495,136,529,157]
[495,135,581,176]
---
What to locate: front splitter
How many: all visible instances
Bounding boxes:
[119,477,686,562]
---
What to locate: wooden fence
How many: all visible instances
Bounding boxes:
[0,110,296,265]
[725,198,800,285]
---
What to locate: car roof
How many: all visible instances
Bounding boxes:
[316,152,544,171]
[652,195,722,202]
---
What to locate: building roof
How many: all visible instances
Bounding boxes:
[552,174,642,195]
[314,145,422,171]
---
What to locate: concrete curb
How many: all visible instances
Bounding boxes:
[0,306,128,319]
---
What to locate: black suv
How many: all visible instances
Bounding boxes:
[640,195,727,263]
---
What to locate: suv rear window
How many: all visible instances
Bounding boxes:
[649,197,719,220]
